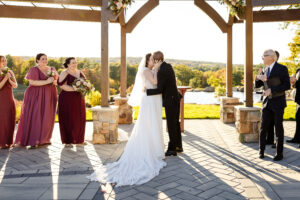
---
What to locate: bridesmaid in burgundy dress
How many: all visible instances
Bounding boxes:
[0,56,17,149]
[58,57,86,147]
[15,53,58,148]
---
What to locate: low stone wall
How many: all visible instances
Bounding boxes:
[234,106,261,143]
[114,97,133,124]
[90,106,119,144]
[220,97,240,123]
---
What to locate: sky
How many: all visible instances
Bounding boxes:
[0,1,295,64]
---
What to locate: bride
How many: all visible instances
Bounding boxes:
[87,53,166,187]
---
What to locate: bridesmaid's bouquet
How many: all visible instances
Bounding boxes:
[72,78,95,96]
[47,69,58,80]
[0,67,9,76]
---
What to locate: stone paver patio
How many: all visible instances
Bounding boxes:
[1,120,300,200]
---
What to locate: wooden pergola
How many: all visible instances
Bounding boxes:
[0,0,300,108]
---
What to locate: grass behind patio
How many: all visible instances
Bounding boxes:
[19,101,296,122]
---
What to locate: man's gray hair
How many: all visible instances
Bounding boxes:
[264,49,277,61]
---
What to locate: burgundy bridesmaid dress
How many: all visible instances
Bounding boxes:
[0,76,16,148]
[15,66,57,146]
[58,72,86,144]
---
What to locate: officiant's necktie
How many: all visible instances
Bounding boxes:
[266,67,270,78]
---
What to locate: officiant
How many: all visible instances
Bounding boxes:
[255,49,290,161]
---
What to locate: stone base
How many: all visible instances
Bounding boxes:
[220,97,240,123]
[90,106,119,144]
[114,97,133,124]
[234,106,261,143]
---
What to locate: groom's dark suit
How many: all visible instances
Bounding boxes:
[147,61,182,152]
[255,62,290,157]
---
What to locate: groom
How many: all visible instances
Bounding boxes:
[147,51,182,156]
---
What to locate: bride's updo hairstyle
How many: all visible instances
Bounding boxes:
[145,53,152,68]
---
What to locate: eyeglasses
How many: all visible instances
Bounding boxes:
[262,54,271,59]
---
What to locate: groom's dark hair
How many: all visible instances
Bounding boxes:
[153,51,164,62]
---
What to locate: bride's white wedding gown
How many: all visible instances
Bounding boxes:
[87,68,166,187]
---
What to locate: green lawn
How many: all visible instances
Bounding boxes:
[17,101,297,122]
[132,101,297,121]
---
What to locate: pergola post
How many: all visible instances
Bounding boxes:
[101,0,109,107]
[220,16,239,124]
[234,0,261,142]
[120,25,127,97]
[226,22,233,98]
[245,0,253,107]
[91,0,119,144]
[114,21,133,124]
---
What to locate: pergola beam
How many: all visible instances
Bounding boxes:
[252,0,300,7]
[194,0,228,33]
[2,0,101,7]
[0,5,122,23]
[235,9,300,23]
[125,0,159,33]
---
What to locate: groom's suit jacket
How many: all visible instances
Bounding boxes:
[255,62,290,110]
[146,61,182,107]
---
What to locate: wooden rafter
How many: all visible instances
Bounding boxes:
[2,0,101,7]
[252,0,300,7]
[0,5,115,22]
[235,9,300,23]
[125,0,159,33]
[194,0,228,33]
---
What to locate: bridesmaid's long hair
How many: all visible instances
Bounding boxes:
[63,57,75,68]
[145,53,151,68]
[36,53,46,63]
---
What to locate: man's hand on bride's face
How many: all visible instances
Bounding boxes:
[154,61,162,71]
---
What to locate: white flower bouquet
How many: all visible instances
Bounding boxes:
[0,67,9,76]
[71,78,95,96]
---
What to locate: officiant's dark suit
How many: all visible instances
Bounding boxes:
[256,61,290,160]
[147,61,182,156]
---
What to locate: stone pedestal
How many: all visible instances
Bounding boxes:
[234,106,261,143]
[220,97,240,123]
[90,106,119,144]
[114,97,133,124]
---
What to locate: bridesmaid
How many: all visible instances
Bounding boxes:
[58,57,86,147]
[15,53,58,148]
[0,56,17,149]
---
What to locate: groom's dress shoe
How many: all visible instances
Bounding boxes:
[273,154,283,161]
[286,139,300,143]
[165,150,177,156]
[259,151,264,159]
[176,147,183,153]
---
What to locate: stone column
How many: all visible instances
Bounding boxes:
[234,106,261,143]
[114,97,133,124]
[90,106,119,144]
[220,97,240,123]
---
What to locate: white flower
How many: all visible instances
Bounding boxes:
[76,81,81,86]
[87,83,91,88]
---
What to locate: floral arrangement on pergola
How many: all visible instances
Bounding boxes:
[109,0,135,15]
[218,0,245,16]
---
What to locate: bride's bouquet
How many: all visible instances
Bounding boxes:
[72,78,95,96]
[0,67,9,76]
